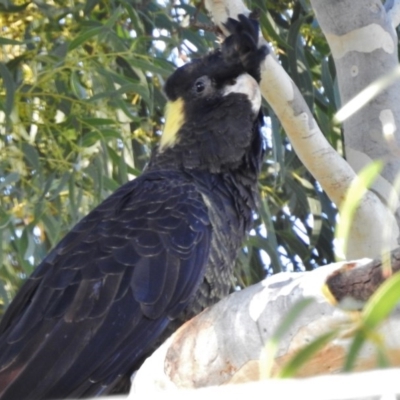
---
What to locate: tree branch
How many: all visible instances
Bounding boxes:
[309,0,400,258]
[131,258,400,391]
[325,246,400,308]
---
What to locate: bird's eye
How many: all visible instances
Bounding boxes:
[195,80,205,93]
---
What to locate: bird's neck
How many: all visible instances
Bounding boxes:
[148,117,263,175]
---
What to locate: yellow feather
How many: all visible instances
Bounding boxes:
[321,283,338,306]
[160,98,185,150]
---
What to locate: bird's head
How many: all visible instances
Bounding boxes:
[160,52,262,150]
[151,15,266,174]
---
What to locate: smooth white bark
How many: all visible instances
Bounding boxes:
[310,0,400,257]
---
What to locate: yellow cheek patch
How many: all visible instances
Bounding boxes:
[160,98,185,150]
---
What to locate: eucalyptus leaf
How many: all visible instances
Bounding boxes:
[362,271,400,330]
[21,143,40,171]
[68,26,103,51]
[279,330,338,377]
[0,63,15,117]
[0,172,20,190]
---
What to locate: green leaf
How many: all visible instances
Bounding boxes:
[68,26,103,51]
[81,129,122,147]
[0,208,11,229]
[321,57,336,109]
[362,270,400,330]
[120,0,145,35]
[262,298,314,377]
[80,118,117,126]
[23,229,36,261]
[102,176,121,192]
[0,62,15,117]
[127,56,175,76]
[104,6,123,28]
[113,98,138,119]
[268,105,284,169]
[41,214,60,247]
[335,160,383,260]
[90,82,150,104]
[0,281,10,309]
[93,67,151,104]
[343,330,365,372]
[274,298,314,340]
[0,37,25,45]
[260,11,291,50]
[287,16,314,109]
[21,143,40,171]
[180,28,210,54]
[70,71,87,99]
[0,1,29,13]
[0,172,20,190]
[83,0,100,15]
[279,330,338,377]
[258,198,284,273]
[106,145,142,177]
[68,174,78,223]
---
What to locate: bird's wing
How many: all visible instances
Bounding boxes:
[0,170,211,399]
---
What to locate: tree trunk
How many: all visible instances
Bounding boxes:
[309,0,400,258]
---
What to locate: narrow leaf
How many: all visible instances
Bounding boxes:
[0,62,15,116]
[362,271,400,329]
[68,26,103,51]
[0,38,25,45]
[262,298,314,378]
[335,160,383,260]
[279,330,338,377]
[0,172,20,190]
[343,331,365,372]
[21,143,40,171]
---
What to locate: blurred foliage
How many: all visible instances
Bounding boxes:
[344,270,400,371]
[0,0,340,315]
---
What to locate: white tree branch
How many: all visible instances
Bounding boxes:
[131,260,400,392]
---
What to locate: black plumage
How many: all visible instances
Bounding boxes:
[0,15,267,399]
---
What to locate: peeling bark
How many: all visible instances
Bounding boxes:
[325,247,400,307]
